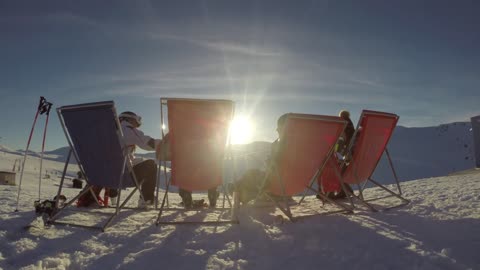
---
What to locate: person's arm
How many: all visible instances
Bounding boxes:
[124,126,161,151]
[265,139,278,165]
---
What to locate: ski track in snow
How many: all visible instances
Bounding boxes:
[0,151,479,270]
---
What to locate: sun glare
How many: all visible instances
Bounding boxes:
[229,116,254,145]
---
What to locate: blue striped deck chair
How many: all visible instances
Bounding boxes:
[49,101,144,231]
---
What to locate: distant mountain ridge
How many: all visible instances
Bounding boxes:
[1,121,476,182]
[0,144,15,153]
[375,121,474,182]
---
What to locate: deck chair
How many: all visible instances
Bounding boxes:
[257,113,352,222]
[298,145,354,206]
[49,101,143,231]
[318,154,344,195]
[341,110,410,211]
[155,98,238,225]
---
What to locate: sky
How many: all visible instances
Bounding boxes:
[1,0,479,151]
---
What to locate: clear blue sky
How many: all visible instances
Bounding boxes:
[1,0,479,151]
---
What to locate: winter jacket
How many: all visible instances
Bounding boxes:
[337,118,355,155]
[344,118,355,147]
[121,121,162,165]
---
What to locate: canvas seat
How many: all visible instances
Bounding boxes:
[341,110,410,211]
[319,154,343,194]
[257,113,352,222]
[297,148,344,203]
[155,98,238,225]
[49,101,144,231]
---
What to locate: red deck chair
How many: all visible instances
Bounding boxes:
[298,152,357,212]
[319,155,343,193]
[155,98,238,225]
[257,113,352,222]
[342,110,410,211]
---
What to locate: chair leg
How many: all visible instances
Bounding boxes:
[51,187,141,231]
[104,185,142,231]
[266,193,294,222]
[385,148,403,195]
[54,149,72,209]
[356,183,364,200]
[368,178,410,204]
[102,210,119,232]
[298,187,310,205]
[220,184,233,208]
[340,184,355,210]
[279,170,294,221]
[155,177,171,226]
[345,186,378,212]
[307,186,353,213]
[298,167,322,205]
[118,186,139,208]
[331,164,355,209]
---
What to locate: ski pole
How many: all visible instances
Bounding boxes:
[15,99,44,212]
[38,102,52,200]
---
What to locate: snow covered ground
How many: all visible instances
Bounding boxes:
[1,150,479,270]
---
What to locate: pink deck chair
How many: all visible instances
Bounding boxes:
[342,110,410,211]
[319,155,343,194]
[297,151,355,213]
[258,113,352,221]
[155,98,238,225]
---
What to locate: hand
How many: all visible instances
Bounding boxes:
[156,134,171,161]
[155,133,169,151]
[163,132,170,142]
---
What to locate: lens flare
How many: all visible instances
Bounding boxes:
[229,116,254,144]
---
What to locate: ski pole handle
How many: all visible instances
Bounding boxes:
[45,102,53,115]
[38,96,46,111]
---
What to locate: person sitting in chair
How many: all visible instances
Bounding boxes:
[117,111,165,208]
[337,110,355,156]
[228,113,289,205]
[317,110,355,201]
[76,111,166,208]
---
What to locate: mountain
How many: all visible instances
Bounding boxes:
[43,146,76,163]
[374,122,474,182]
[0,144,16,153]
[44,146,71,156]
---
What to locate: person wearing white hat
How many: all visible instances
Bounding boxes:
[118,111,164,208]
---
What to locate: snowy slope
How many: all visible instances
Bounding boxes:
[1,150,479,270]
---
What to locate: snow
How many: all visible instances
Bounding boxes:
[1,149,480,270]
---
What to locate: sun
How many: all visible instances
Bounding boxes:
[229,116,254,144]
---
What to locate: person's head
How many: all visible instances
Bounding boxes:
[276,113,288,138]
[339,110,350,120]
[119,111,142,128]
